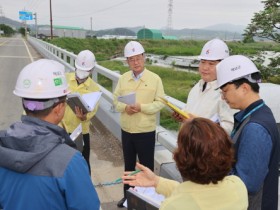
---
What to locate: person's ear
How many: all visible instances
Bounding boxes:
[53,102,65,118]
[241,83,250,94]
[143,54,146,61]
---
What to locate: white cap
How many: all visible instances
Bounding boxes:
[124,41,145,58]
[75,50,96,71]
[14,59,70,99]
[198,38,229,61]
[216,55,260,88]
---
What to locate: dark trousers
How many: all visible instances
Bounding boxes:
[121,130,156,197]
[82,133,91,175]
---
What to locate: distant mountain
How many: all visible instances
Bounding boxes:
[124,24,245,40]
[158,28,242,40]
[202,23,246,34]
[124,26,144,33]
[94,28,136,37]
[0,16,24,29]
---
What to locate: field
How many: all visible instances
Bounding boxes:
[49,38,280,60]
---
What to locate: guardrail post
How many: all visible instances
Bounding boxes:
[69,56,74,67]
[63,53,67,63]
[92,71,98,83]
[112,71,120,92]
[58,50,62,60]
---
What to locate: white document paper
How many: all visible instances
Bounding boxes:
[124,186,165,208]
[82,92,102,111]
[118,92,136,105]
[70,123,83,152]
[70,123,82,141]
[67,91,102,114]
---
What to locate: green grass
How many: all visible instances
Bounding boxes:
[49,38,280,60]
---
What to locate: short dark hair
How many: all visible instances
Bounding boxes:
[174,118,234,184]
[23,96,66,118]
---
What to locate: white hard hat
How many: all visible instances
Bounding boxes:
[198,38,229,61]
[216,55,260,88]
[124,41,145,58]
[14,59,70,99]
[75,50,96,71]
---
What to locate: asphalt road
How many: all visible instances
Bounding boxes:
[0,36,125,210]
[90,117,125,210]
[0,35,41,130]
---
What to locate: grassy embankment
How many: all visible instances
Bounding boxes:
[49,38,280,130]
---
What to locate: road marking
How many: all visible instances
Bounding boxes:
[23,38,34,62]
[0,37,21,40]
[0,40,9,46]
[0,55,38,59]
[1,45,26,47]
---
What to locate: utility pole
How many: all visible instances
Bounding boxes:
[167,0,173,35]
[0,6,4,25]
[24,20,27,39]
[49,0,53,39]
[90,17,93,36]
[33,12,38,38]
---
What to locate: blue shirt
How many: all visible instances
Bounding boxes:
[231,122,272,193]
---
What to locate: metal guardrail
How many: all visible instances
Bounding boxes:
[27,36,180,155]
[26,36,280,185]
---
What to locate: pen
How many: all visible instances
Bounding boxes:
[114,169,142,183]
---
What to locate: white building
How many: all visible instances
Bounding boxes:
[38,25,87,38]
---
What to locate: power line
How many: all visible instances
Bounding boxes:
[30,0,44,12]
[48,0,135,19]
[23,0,135,29]
[0,6,4,17]
[26,0,38,10]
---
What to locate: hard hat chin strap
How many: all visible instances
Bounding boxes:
[23,98,59,111]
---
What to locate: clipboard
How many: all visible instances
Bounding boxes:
[126,187,162,210]
[160,97,190,119]
[66,92,102,114]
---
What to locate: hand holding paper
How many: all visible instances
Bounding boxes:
[118,92,136,105]
[75,106,87,121]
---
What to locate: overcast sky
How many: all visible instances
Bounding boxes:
[1,0,264,30]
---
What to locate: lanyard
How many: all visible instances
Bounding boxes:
[231,102,265,137]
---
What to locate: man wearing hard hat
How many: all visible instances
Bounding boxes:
[113,41,165,207]
[173,38,235,134]
[216,55,279,210]
[0,59,100,210]
[61,50,100,174]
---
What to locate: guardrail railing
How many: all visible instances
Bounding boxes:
[27,36,181,154]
